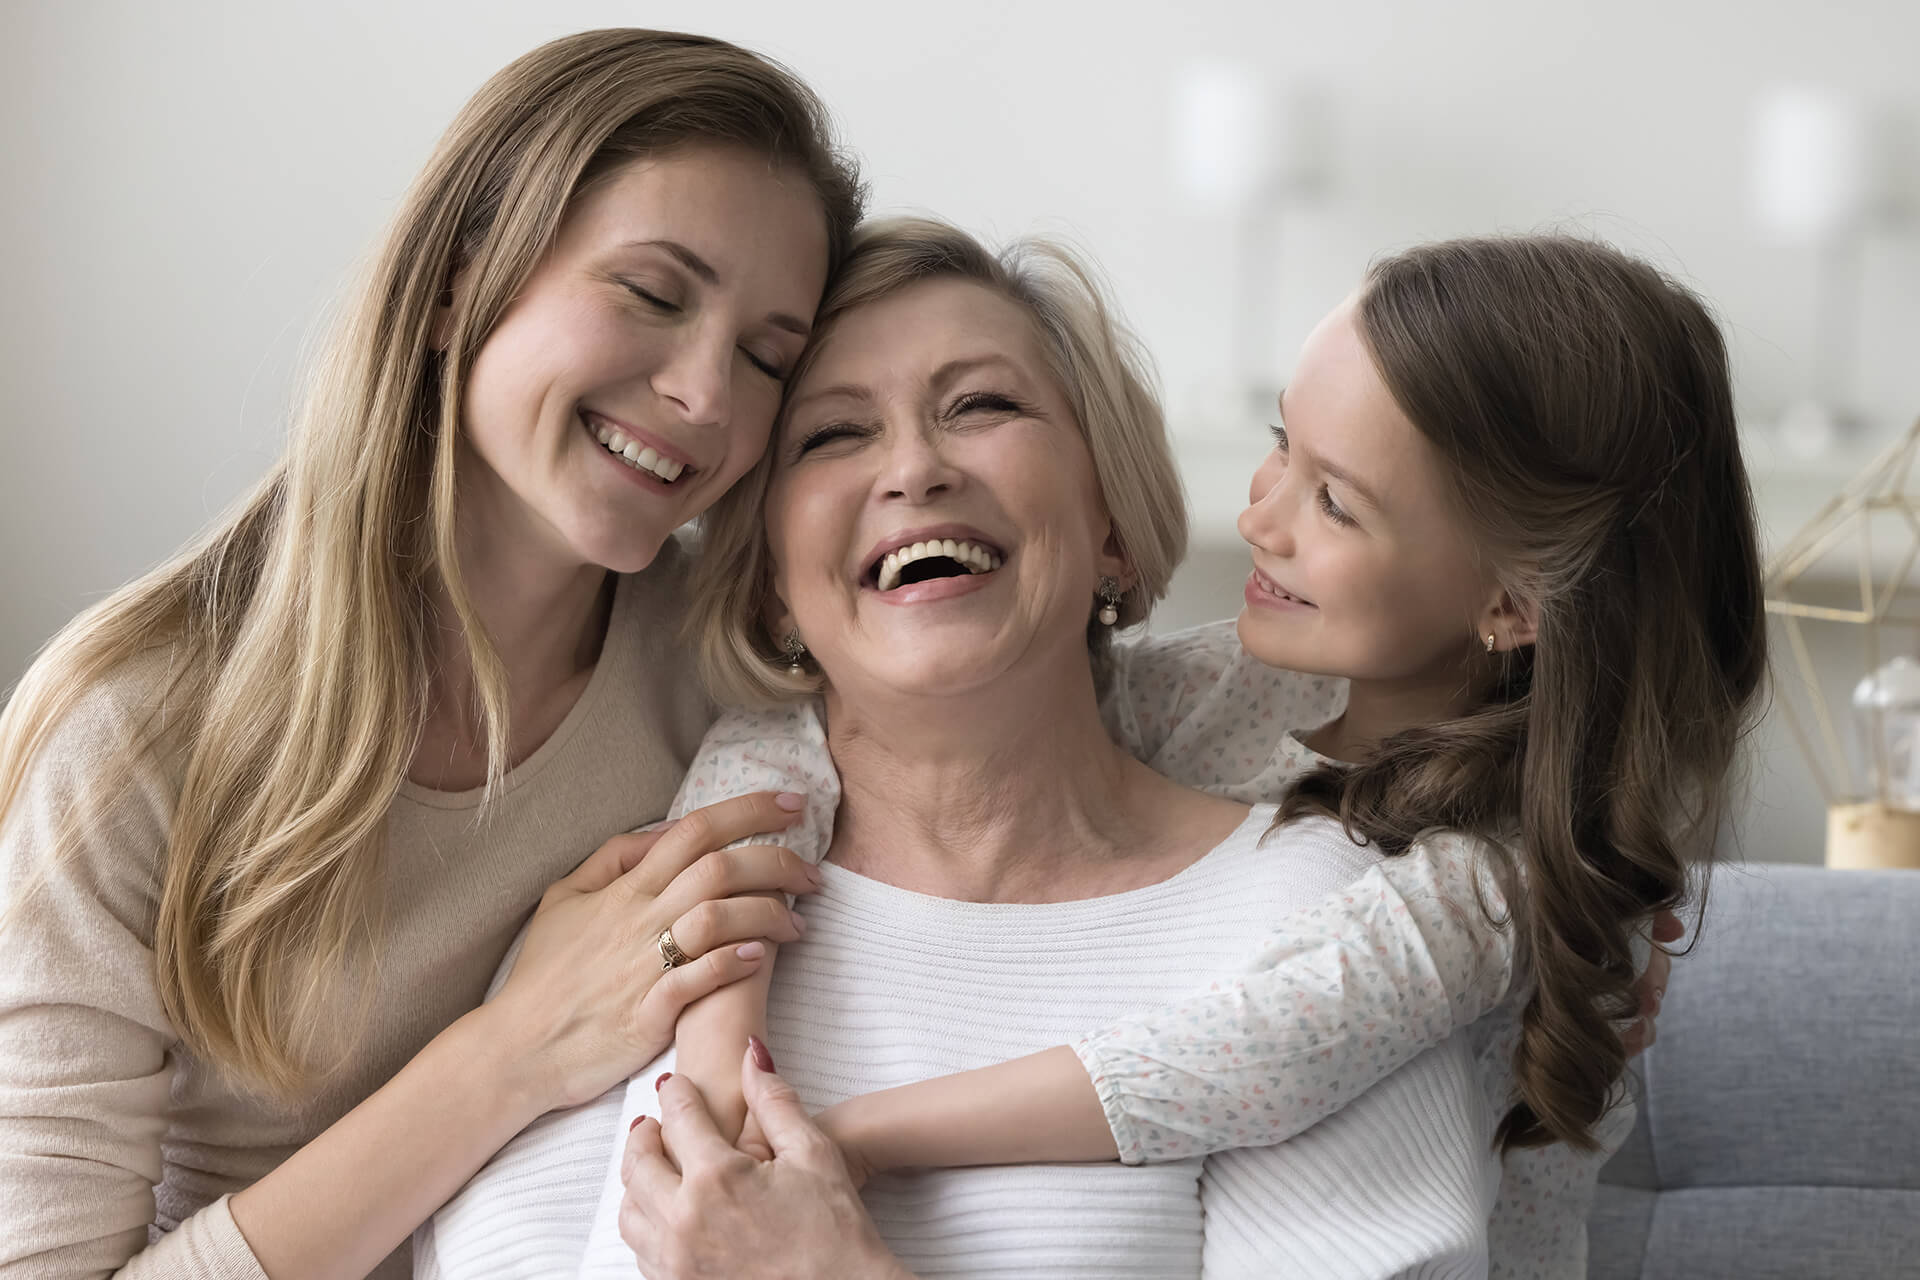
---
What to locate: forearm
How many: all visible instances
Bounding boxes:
[822,1046,1115,1175]
[672,936,777,1144]
[229,1005,547,1280]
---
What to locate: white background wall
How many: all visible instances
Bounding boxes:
[6,0,1918,863]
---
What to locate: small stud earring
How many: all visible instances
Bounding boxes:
[783,633,808,676]
[1097,578,1123,627]
[1483,632,1497,654]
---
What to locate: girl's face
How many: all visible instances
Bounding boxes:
[763,279,1126,705]
[458,145,830,575]
[1236,296,1504,688]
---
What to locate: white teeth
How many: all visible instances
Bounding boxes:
[873,539,1005,592]
[588,418,687,484]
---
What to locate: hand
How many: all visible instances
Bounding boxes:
[486,793,821,1113]
[621,1042,909,1280]
[1622,909,1682,1058]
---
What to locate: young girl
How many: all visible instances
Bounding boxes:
[618,229,1764,1277]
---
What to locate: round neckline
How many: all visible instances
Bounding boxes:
[397,572,632,812]
[814,803,1275,915]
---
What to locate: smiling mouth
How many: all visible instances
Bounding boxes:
[585,415,693,485]
[867,539,1006,593]
[1252,569,1314,607]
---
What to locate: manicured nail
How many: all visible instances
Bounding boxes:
[629,1115,646,1131]
[775,792,806,811]
[790,911,807,934]
[654,1072,673,1090]
[748,1035,775,1074]
[736,941,767,961]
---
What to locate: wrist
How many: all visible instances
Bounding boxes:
[445,1002,550,1131]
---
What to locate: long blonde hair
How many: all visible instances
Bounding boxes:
[0,29,863,1093]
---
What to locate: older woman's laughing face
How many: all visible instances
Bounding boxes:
[763,278,1130,707]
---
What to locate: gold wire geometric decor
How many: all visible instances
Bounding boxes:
[1765,415,1920,867]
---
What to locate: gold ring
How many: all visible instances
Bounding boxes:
[657,927,693,971]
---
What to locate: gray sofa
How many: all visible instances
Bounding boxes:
[1588,862,1920,1278]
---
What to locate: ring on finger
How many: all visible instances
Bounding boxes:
[657,927,694,971]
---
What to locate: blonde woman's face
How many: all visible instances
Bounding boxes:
[458,145,829,574]
[1235,297,1499,687]
[764,279,1126,704]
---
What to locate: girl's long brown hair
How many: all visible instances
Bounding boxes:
[1280,236,1766,1150]
[0,29,863,1093]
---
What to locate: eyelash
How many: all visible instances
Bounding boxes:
[1268,423,1357,527]
[794,390,1025,455]
[622,282,786,382]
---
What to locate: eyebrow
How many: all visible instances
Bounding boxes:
[1276,387,1385,511]
[623,239,812,337]
[783,353,1025,417]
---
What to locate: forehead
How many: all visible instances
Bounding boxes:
[796,279,1054,394]
[1288,299,1443,509]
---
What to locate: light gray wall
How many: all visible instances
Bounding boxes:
[7,1,1917,865]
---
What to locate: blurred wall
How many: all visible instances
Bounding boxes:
[6,0,1917,863]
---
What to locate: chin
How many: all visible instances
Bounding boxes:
[1234,609,1333,677]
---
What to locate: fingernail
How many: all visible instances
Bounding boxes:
[654,1072,673,1091]
[737,940,767,961]
[790,911,807,934]
[748,1035,775,1073]
[629,1115,646,1131]
[775,791,806,811]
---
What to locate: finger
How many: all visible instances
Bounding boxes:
[565,828,669,895]
[1651,908,1686,945]
[668,895,804,959]
[656,844,820,919]
[623,1116,680,1201]
[639,942,770,1031]
[740,1039,835,1167]
[620,792,807,898]
[656,1072,749,1173]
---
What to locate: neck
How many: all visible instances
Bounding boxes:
[1308,664,1482,763]
[415,488,614,783]
[825,652,1170,902]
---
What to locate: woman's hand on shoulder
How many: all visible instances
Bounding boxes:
[483,792,821,1112]
[621,1043,911,1280]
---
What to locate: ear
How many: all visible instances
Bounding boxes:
[761,578,798,651]
[1478,587,1539,653]
[1097,522,1135,594]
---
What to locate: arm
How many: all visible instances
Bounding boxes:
[0,687,814,1280]
[815,832,1513,1175]
[662,705,839,1144]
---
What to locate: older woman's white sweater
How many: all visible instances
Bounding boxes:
[418,808,1503,1280]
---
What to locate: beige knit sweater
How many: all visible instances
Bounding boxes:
[0,544,716,1279]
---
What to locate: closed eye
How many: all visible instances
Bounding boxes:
[949,391,1025,418]
[1317,486,1357,527]
[793,422,869,455]
[1268,423,1288,451]
[623,282,680,314]
[741,348,788,382]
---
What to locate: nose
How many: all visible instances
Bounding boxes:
[650,329,732,429]
[878,423,960,503]
[1237,451,1295,556]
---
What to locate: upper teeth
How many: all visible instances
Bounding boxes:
[875,539,1003,593]
[591,420,685,484]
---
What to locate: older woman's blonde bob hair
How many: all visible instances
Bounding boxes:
[689,216,1189,706]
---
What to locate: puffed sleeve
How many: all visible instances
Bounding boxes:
[0,673,269,1279]
[1072,832,1515,1164]
[663,702,838,865]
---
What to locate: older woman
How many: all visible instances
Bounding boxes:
[417,219,1504,1279]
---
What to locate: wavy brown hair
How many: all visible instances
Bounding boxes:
[1279,236,1766,1151]
[0,29,863,1093]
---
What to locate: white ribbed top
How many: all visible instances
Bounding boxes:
[420,809,1500,1279]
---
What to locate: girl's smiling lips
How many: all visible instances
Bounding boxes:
[1245,566,1316,611]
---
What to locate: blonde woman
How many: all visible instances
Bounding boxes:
[0,29,863,1280]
